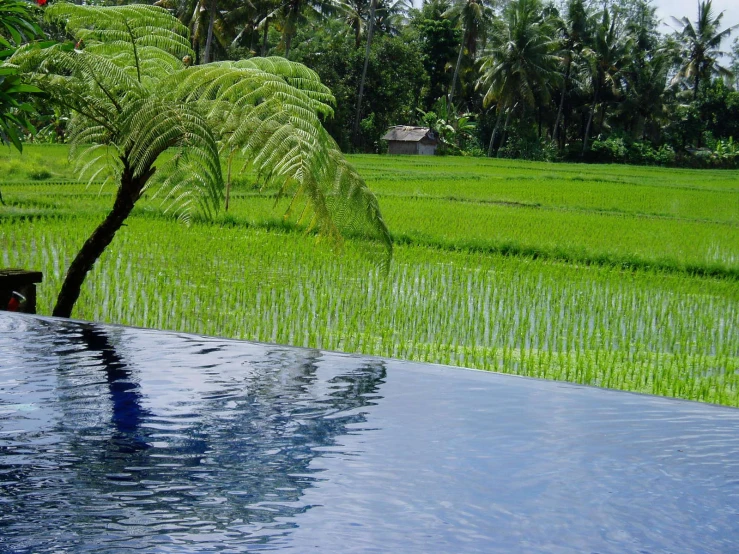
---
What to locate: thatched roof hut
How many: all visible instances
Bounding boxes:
[382,126,437,155]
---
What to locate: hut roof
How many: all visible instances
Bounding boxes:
[382,126,436,143]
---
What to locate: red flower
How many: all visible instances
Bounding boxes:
[37,0,47,6]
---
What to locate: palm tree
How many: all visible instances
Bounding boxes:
[272,0,336,57]
[581,6,631,153]
[551,0,588,144]
[445,0,491,106]
[340,0,408,47]
[477,0,560,155]
[618,0,669,141]
[11,3,391,318]
[351,0,377,147]
[672,0,738,97]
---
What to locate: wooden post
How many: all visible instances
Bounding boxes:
[0,269,43,314]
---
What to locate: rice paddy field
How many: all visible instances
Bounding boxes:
[2,144,739,406]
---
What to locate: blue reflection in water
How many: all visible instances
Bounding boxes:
[0,316,385,552]
[80,325,153,451]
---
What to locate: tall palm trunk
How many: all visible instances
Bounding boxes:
[497,104,515,159]
[694,70,700,98]
[449,29,467,106]
[582,86,598,153]
[53,161,155,318]
[203,0,217,63]
[487,104,505,157]
[552,58,571,144]
[352,0,378,148]
[261,17,269,56]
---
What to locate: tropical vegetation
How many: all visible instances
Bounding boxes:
[4,3,391,318]
[4,0,739,164]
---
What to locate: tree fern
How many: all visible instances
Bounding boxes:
[8,2,391,317]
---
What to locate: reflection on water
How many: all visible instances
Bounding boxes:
[2,313,739,554]
[0,316,385,552]
[80,325,152,452]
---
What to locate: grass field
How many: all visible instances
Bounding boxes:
[2,145,738,405]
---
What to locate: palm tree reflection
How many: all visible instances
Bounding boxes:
[49,320,386,547]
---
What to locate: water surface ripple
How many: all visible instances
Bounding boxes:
[1,313,738,553]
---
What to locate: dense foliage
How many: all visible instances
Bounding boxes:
[0,0,42,152]
[3,0,738,164]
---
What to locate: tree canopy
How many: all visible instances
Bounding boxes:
[3,0,739,164]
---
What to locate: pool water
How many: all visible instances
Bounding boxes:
[1,313,738,553]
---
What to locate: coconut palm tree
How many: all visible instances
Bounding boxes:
[351,0,377,147]
[445,0,492,106]
[551,0,588,144]
[581,6,631,153]
[672,0,738,98]
[617,0,669,140]
[272,0,336,57]
[477,0,560,155]
[10,3,391,318]
[340,0,408,47]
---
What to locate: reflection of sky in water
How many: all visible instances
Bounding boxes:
[1,312,739,553]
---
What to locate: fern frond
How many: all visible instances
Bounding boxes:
[119,98,223,217]
[11,3,390,267]
[46,4,193,59]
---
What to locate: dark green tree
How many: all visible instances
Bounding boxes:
[445,0,491,106]
[410,0,459,111]
[478,0,559,155]
[551,0,588,144]
[581,6,631,152]
[292,23,426,150]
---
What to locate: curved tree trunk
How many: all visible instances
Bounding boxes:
[52,163,154,318]
[261,18,269,56]
[497,104,515,159]
[449,29,467,106]
[285,32,293,58]
[352,0,378,148]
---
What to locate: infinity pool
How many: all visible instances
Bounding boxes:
[1,312,738,552]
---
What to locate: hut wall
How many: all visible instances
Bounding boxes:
[388,141,419,155]
[418,143,436,156]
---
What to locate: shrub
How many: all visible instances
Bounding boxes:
[28,169,51,180]
[589,136,627,163]
[498,136,557,162]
